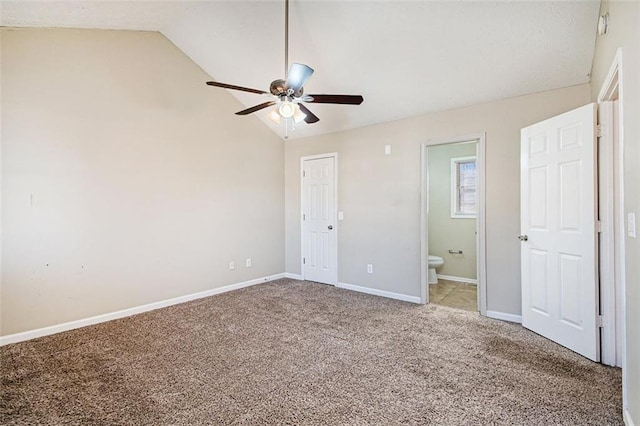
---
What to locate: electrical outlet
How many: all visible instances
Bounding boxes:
[229,261,235,270]
[367,264,373,274]
[246,258,252,267]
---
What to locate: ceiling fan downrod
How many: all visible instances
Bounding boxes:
[284,0,289,79]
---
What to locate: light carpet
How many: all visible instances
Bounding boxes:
[1,279,622,425]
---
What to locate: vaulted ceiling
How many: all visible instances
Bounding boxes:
[1,0,601,139]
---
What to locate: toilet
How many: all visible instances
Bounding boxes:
[428,255,444,284]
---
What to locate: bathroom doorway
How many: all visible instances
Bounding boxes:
[420,135,486,314]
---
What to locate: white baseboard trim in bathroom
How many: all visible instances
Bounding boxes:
[486,310,523,324]
[624,409,636,426]
[436,274,477,285]
[337,282,421,304]
[0,273,286,346]
[284,273,303,280]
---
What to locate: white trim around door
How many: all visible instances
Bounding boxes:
[597,48,627,409]
[420,133,487,316]
[300,153,339,285]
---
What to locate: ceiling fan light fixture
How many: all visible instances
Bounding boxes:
[293,106,307,124]
[268,107,281,123]
[278,101,297,118]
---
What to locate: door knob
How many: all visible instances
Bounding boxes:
[328,225,333,230]
[518,235,528,241]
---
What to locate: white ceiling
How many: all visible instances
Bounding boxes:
[1,0,601,140]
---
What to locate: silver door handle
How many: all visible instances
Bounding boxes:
[328,225,333,230]
[518,235,528,241]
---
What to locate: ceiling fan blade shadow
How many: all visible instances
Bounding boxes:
[298,104,320,124]
[236,101,276,115]
[206,81,268,95]
[306,94,364,105]
[285,63,314,93]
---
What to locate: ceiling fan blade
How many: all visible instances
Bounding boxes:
[235,101,276,115]
[206,81,268,95]
[298,104,320,124]
[306,94,364,105]
[285,63,314,93]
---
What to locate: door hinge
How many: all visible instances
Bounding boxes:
[303,170,306,177]
[303,257,306,264]
[597,315,606,328]
[596,220,603,233]
[596,124,604,138]
[303,213,305,221]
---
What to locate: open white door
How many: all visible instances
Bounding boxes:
[302,156,337,285]
[520,103,599,361]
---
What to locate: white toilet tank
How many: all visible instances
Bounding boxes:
[428,255,444,267]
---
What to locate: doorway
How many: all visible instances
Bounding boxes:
[420,134,487,314]
[300,153,338,285]
[596,49,625,371]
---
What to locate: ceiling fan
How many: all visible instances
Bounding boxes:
[205,0,364,138]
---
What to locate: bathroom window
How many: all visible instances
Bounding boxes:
[451,156,476,218]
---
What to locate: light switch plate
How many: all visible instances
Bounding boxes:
[628,213,637,238]
[338,211,344,220]
[384,145,391,155]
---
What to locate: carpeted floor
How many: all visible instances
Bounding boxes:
[1,279,622,425]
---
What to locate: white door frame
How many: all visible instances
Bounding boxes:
[420,133,487,314]
[300,153,339,284]
[596,48,627,396]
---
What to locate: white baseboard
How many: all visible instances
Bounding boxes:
[436,274,477,285]
[284,272,303,280]
[337,282,421,304]
[625,409,636,426]
[486,310,522,324]
[0,273,285,346]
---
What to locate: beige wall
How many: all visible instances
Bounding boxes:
[0,29,285,335]
[285,84,591,313]
[590,0,640,418]
[427,142,477,280]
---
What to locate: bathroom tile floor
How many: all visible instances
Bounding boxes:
[429,279,477,312]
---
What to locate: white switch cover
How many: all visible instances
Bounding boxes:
[367,264,373,274]
[338,211,344,221]
[246,258,252,267]
[628,213,637,238]
[384,145,391,155]
[229,261,235,270]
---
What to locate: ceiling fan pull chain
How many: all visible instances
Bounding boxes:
[284,117,289,139]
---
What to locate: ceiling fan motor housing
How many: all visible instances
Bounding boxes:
[270,79,303,98]
[270,79,286,95]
